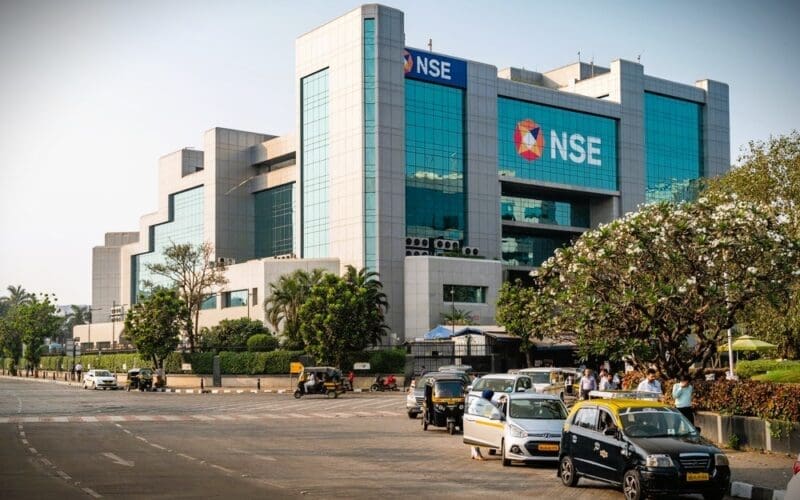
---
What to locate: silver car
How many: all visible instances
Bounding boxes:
[463,392,567,465]
[83,369,118,390]
[406,371,470,418]
[465,373,534,408]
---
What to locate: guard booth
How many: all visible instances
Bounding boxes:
[406,326,522,375]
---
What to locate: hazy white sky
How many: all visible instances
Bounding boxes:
[1,0,798,305]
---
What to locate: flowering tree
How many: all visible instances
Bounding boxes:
[532,196,800,379]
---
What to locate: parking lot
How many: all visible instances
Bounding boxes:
[0,377,744,499]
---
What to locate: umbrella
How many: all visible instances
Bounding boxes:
[718,335,777,352]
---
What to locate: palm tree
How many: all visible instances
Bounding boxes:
[264,269,325,349]
[63,305,89,340]
[343,265,389,312]
[3,285,33,308]
[441,308,475,326]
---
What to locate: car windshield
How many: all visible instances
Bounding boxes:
[619,408,698,438]
[434,381,463,398]
[527,372,552,384]
[510,399,567,419]
[473,378,515,393]
[94,370,112,377]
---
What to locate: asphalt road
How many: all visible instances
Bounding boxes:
[0,377,724,499]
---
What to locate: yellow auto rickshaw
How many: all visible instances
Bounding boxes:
[422,375,466,434]
[294,366,346,398]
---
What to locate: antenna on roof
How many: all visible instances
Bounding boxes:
[577,50,581,63]
[637,52,643,64]
[428,38,432,51]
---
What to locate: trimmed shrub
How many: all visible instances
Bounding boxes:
[735,359,800,379]
[368,349,406,374]
[693,380,800,422]
[246,334,279,352]
[264,350,304,374]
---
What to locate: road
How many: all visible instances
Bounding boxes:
[0,377,723,499]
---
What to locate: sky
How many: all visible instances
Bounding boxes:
[1,0,798,306]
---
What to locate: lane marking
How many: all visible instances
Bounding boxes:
[150,443,166,451]
[83,487,103,498]
[136,436,148,443]
[57,470,72,480]
[177,453,196,461]
[21,438,29,445]
[102,452,134,467]
[210,464,234,474]
[80,416,98,423]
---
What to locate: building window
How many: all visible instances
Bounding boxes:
[497,97,618,190]
[443,285,488,304]
[254,183,294,258]
[223,290,248,308]
[644,92,703,203]
[501,229,577,268]
[500,195,589,227]
[406,79,466,242]
[301,68,330,258]
[200,294,217,310]
[132,186,204,302]
[363,18,377,271]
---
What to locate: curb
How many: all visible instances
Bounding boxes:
[731,481,787,500]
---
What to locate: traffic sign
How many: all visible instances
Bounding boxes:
[290,362,303,374]
[353,362,371,371]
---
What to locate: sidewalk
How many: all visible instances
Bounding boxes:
[727,449,794,498]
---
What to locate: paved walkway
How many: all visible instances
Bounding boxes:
[727,449,795,492]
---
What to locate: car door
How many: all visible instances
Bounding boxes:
[463,398,504,448]
[589,407,626,485]
[567,407,599,477]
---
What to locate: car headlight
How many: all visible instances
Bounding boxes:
[458,404,464,410]
[645,454,674,468]
[509,424,527,438]
[435,404,446,411]
[714,453,729,466]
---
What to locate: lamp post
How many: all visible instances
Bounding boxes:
[450,287,456,336]
[110,302,127,350]
[87,307,103,344]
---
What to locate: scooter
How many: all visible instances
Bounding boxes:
[370,375,399,392]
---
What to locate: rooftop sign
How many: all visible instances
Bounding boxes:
[403,47,466,89]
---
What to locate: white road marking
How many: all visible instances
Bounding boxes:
[28,447,37,454]
[192,415,214,421]
[82,487,103,498]
[210,464,234,474]
[80,416,98,422]
[56,470,72,480]
[150,443,166,451]
[40,458,53,467]
[253,455,276,461]
[286,413,309,418]
[21,438,28,445]
[177,453,196,461]
[102,452,134,467]
[136,436,148,443]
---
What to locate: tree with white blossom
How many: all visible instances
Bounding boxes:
[530,196,800,379]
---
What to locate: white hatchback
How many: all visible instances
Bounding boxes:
[83,369,118,390]
[465,373,534,408]
[463,392,568,465]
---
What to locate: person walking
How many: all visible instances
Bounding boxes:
[75,362,83,383]
[672,375,695,425]
[579,368,597,400]
[637,368,662,394]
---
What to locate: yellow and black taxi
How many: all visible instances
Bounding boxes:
[558,399,730,500]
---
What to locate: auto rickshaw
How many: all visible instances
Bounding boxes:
[294,366,346,398]
[421,375,466,434]
[126,368,154,392]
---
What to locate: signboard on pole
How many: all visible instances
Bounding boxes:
[353,362,371,371]
[290,362,303,374]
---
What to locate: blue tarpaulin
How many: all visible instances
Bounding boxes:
[423,326,484,340]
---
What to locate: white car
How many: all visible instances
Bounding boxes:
[83,369,118,390]
[517,367,576,399]
[463,392,568,465]
[466,373,534,407]
[786,453,800,500]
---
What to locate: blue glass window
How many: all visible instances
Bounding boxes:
[405,79,466,241]
[500,195,589,227]
[644,93,703,203]
[200,294,217,310]
[302,69,329,258]
[501,229,576,268]
[443,285,487,304]
[132,186,204,301]
[498,97,617,190]
[223,290,248,308]
[254,183,294,258]
[364,18,377,270]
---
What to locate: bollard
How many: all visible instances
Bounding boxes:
[257,378,261,390]
[53,372,55,381]
[200,378,204,390]
[64,373,68,382]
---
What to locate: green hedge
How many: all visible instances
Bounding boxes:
[735,359,800,379]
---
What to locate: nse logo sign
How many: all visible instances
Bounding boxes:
[403,48,466,89]
[514,118,603,166]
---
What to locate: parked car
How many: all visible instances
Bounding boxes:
[558,399,730,500]
[465,373,534,407]
[406,370,470,419]
[517,367,577,399]
[463,392,567,465]
[83,369,118,390]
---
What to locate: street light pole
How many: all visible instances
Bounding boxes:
[450,287,455,336]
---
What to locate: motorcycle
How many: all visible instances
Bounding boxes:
[370,375,399,392]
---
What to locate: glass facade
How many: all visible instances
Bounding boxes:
[502,230,576,268]
[363,18,377,271]
[500,195,589,228]
[443,285,487,304]
[254,183,294,258]
[132,186,204,301]
[200,294,217,310]
[644,93,703,203]
[498,97,617,190]
[301,69,329,258]
[405,79,466,241]
[223,290,248,308]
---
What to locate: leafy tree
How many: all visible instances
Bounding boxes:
[704,131,800,358]
[0,293,61,375]
[199,318,270,351]
[124,289,187,372]
[298,266,389,367]
[246,333,280,352]
[61,305,89,342]
[496,280,540,367]
[0,308,24,375]
[144,242,228,352]
[264,269,325,350]
[530,196,800,379]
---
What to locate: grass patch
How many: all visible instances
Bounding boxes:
[752,369,800,383]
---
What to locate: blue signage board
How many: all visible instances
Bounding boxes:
[403,47,466,88]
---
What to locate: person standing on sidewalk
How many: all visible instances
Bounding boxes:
[75,362,83,382]
[579,368,597,400]
[672,375,694,425]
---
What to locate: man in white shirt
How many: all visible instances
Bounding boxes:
[637,368,662,394]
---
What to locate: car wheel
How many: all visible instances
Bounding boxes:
[559,456,579,487]
[407,411,417,419]
[501,440,511,466]
[370,384,380,392]
[622,469,643,500]
[293,390,302,399]
[326,390,335,399]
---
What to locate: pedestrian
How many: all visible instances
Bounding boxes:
[579,368,597,400]
[347,370,355,391]
[672,375,694,425]
[599,372,615,391]
[471,389,498,460]
[70,364,76,381]
[75,362,83,382]
[637,368,662,394]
